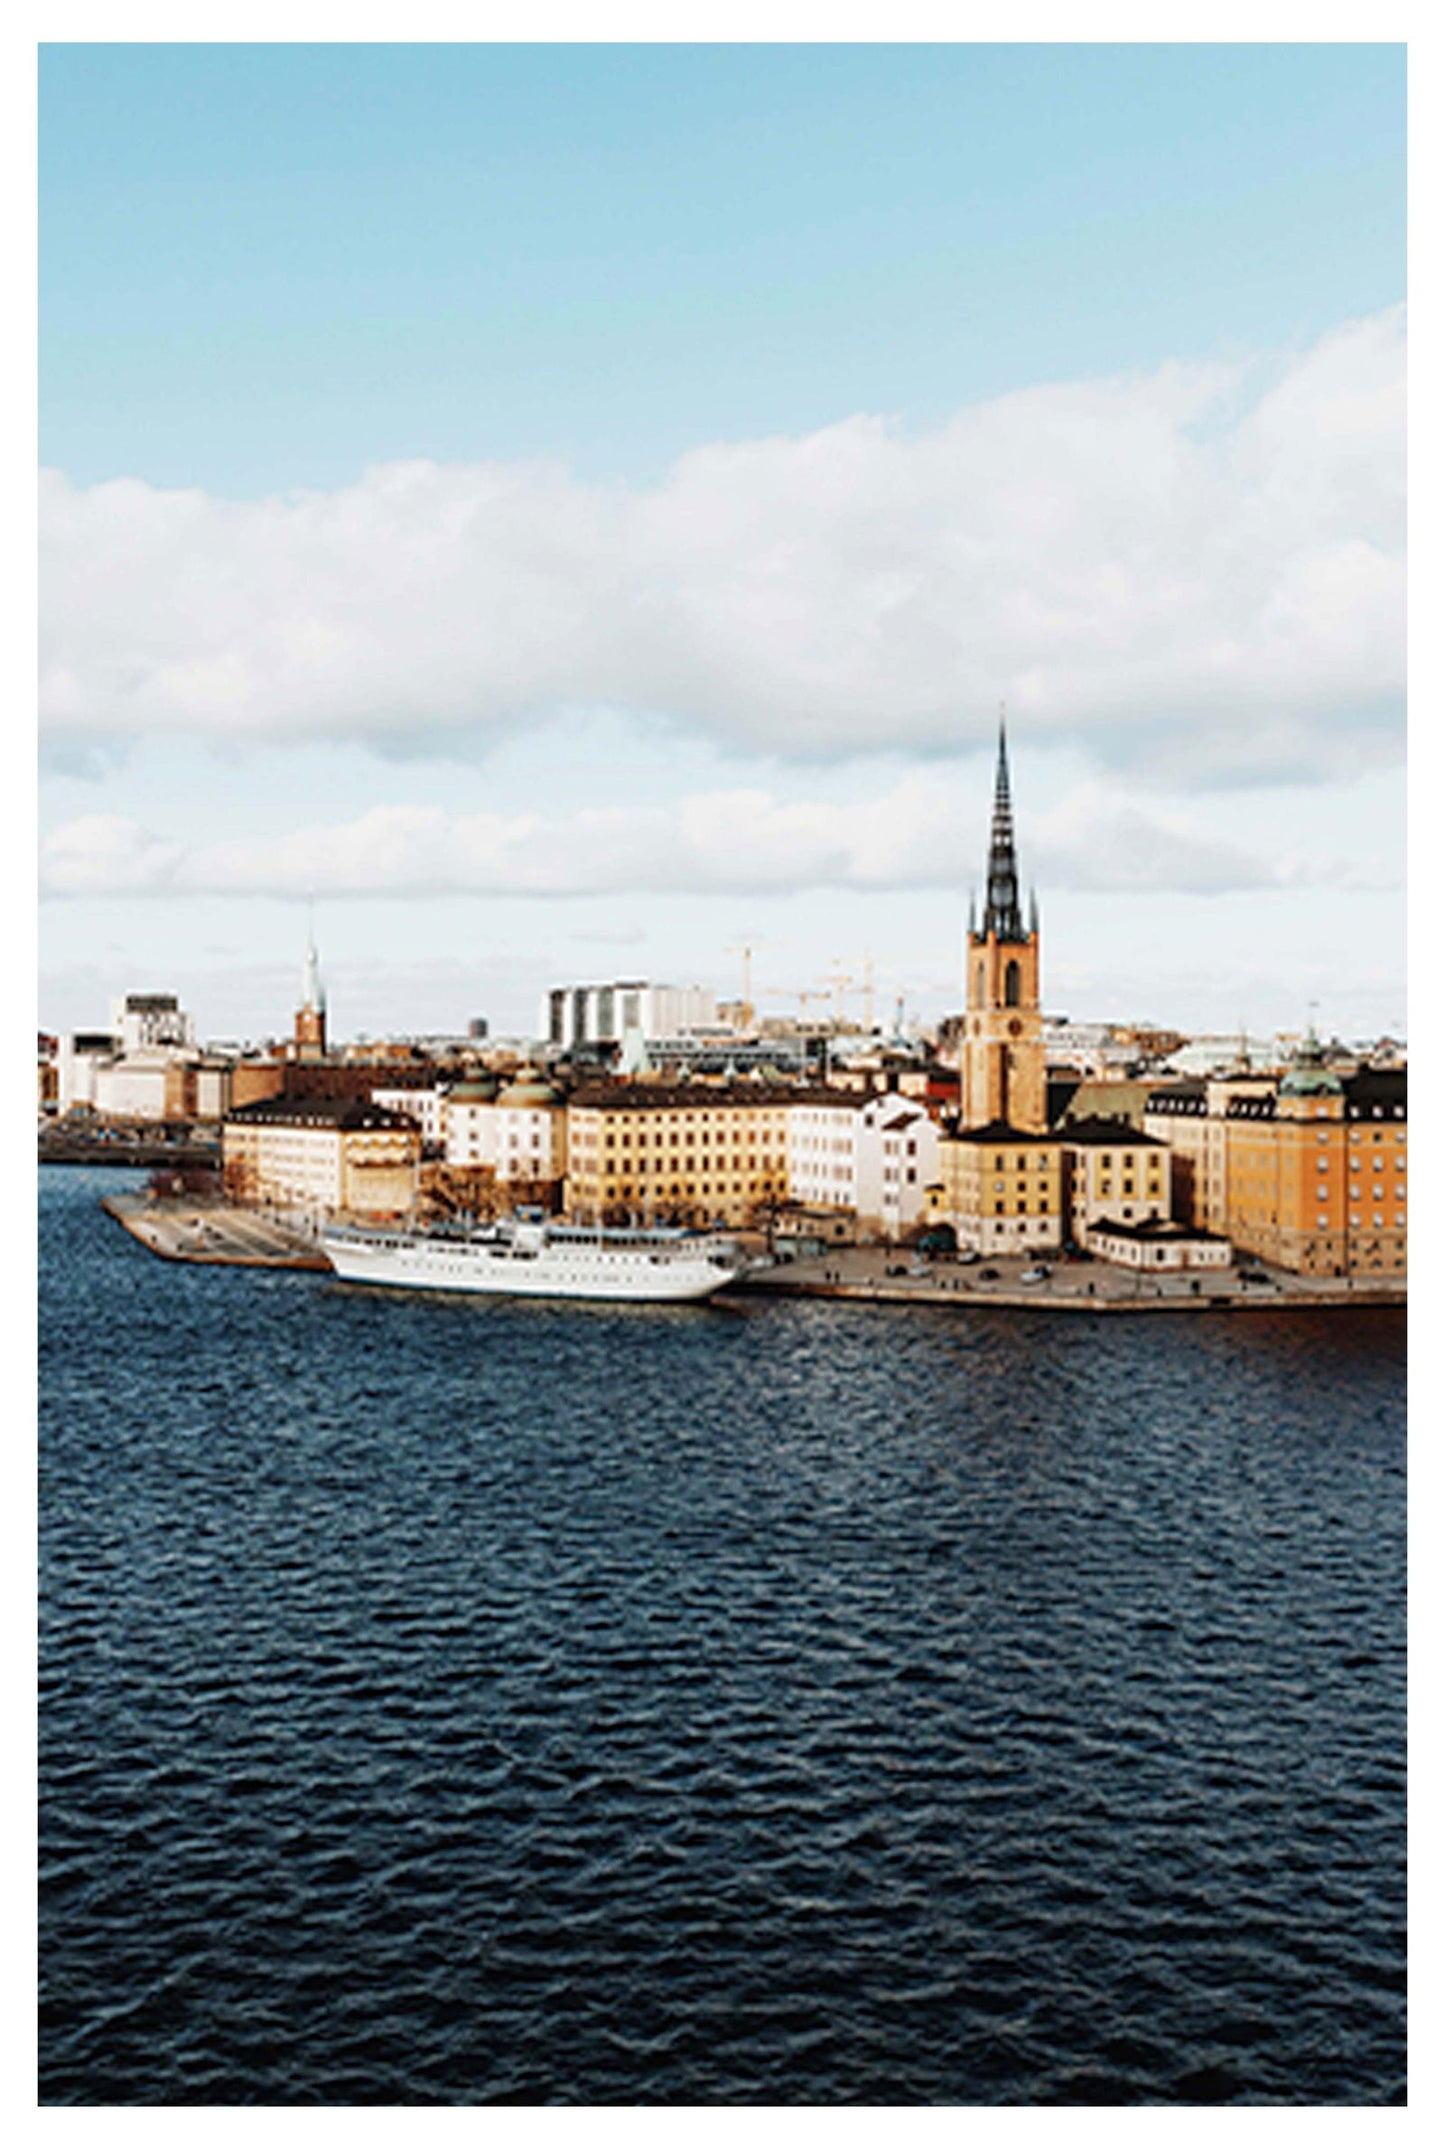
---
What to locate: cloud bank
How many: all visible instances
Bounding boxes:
[41,778,1391,902]
[40,309,1404,785]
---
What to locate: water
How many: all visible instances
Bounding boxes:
[39,1168,1407,2104]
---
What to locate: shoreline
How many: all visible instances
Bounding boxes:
[99,1194,1405,1311]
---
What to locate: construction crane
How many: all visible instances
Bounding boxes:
[817,967,854,1027]
[724,940,776,1031]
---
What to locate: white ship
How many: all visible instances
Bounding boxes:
[321,1215,749,1303]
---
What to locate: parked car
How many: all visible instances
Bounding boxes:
[978,1266,999,1280]
[1020,1266,1050,1283]
[956,1249,980,1266]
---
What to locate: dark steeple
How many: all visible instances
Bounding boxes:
[982,711,1027,942]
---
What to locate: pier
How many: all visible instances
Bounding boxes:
[102,1193,330,1270]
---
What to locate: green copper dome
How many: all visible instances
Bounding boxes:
[1279,1030,1343,1098]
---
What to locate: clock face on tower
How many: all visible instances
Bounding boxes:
[1008,1018,1023,1037]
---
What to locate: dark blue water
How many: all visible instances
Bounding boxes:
[39,1168,1406,2104]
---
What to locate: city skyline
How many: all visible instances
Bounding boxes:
[39,42,1406,1043]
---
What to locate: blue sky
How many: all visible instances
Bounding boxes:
[38,41,1406,1045]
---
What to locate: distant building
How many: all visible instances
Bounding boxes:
[371,1084,451,1150]
[543,980,717,1051]
[55,992,200,1120]
[292,930,327,1061]
[111,992,196,1057]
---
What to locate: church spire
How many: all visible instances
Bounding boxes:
[982,706,1026,942]
[299,900,326,1016]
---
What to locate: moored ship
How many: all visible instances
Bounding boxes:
[321,1215,749,1302]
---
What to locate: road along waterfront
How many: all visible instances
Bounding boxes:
[102,1191,1404,1313]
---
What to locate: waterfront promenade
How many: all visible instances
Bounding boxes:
[741,1244,1404,1313]
[102,1193,1403,1310]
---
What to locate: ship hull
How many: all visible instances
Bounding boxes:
[321,1226,743,1303]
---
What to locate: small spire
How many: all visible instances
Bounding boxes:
[300,900,326,1015]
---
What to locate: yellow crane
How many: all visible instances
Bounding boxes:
[724,940,778,1031]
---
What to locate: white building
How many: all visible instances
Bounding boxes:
[91,1060,172,1122]
[445,1076,568,1184]
[55,993,200,1118]
[55,1031,117,1113]
[543,980,717,1051]
[111,992,196,1058]
[788,1090,940,1239]
[371,1085,451,1149]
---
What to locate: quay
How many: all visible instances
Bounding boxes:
[102,1193,330,1270]
[101,1194,1404,1309]
[738,1243,1405,1313]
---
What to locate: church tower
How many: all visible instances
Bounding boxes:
[961,716,1046,1131]
[293,921,328,1061]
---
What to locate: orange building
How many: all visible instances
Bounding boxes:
[1225,1048,1405,1276]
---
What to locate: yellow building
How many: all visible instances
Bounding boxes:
[222,1096,420,1216]
[1058,1116,1170,1248]
[935,1123,1063,1254]
[565,1084,792,1226]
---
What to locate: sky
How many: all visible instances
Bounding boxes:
[37,39,1407,1047]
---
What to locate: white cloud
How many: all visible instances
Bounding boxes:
[40,776,1390,903]
[39,310,1404,785]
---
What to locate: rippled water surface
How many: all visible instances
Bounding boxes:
[39,1168,1406,2104]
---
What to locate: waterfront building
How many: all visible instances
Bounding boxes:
[935,1123,1064,1255]
[90,1059,175,1122]
[445,1073,569,1185]
[1223,1048,1406,1276]
[222,1096,420,1215]
[54,1031,116,1115]
[1058,1116,1171,1246]
[564,1084,792,1226]
[543,980,717,1052]
[1086,1218,1233,1272]
[1143,1074,1277,1233]
[787,1090,940,1240]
